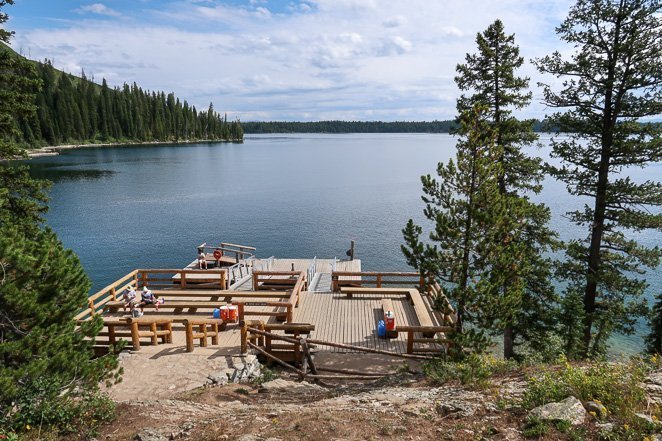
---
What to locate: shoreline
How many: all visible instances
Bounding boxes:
[25,138,243,159]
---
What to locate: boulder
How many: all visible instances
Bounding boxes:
[645,370,662,405]
[135,429,169,441]
[634,413,661,427]
[529,396,586,426]
[584,400,608,419]
[258,379,325,393]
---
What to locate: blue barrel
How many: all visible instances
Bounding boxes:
[377,320,386,338]
[212,308,221,319]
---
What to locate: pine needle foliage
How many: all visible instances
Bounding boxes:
[455,19,559,359]
[535,0,662,358]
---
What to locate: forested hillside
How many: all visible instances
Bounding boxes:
[2,45,243,147]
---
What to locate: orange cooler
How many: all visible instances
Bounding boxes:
[219,305,229,321]
[228,305,238,322]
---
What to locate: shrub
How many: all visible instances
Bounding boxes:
[423,353,518,389]
[0,375,115,436]
[522,357,655,422]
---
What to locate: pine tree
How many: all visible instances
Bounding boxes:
[402,105,504,355]
[0,3,119,432]
[646,293,662,355]
[455,19,558,359]
[535,0,661,358]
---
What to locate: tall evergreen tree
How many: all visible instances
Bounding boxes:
[646,293,662,355]
[0,3,119,433]
[455,19,558,359]
[402,105,505,355]
[536,0,661,358]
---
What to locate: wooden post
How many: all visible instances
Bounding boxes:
[108,324,116,345]
[199,324,207,347]
[294,333,301,364]
[140,270,147,288]
[407,330,414,354]
[252,272,259,290]
[221,270,227,290]
[331,274,338,293]
[287,305,293,323]
[131,322,141,351]
[181,271,187,289]
[376,274,382,288]
[110,286,117,301]
[240,321,248,354]
[87,298,96,317]
[186,321,194,352]
[419,274,425,291]
[211,323,219,345]
[238,303,245,322]
[150,322,158,346]
[301,339,318,375]
[166,322,173,343]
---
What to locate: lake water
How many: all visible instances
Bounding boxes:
[24,134,660,352]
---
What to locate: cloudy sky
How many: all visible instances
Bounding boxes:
[7,0,574,121]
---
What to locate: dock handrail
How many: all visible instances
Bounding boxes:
[197,242,256,263]
[254,256,274,272]
[331,271,424,292]
[307,257,317,289]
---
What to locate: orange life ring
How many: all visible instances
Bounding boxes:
[213,249,222,260]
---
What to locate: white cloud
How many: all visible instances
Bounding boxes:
[74,3,121,17]
[16,0,577,121]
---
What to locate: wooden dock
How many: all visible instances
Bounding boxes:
[81,256,455,362]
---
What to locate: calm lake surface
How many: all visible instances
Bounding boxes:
[25,134,660,352]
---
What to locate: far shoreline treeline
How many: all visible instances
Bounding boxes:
[241,119,547,134]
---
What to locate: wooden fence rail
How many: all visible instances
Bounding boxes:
[331,271,424,292]
[75,268,228,321]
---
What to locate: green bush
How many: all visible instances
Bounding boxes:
[522,357,656,423]
[0,376,115,436]
[423,353,519,389]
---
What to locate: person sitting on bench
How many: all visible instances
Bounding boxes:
[197,248,208,269]
[139,286,160,312]
[122,285,138,312]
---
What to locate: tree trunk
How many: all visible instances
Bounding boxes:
[503,326,514,359]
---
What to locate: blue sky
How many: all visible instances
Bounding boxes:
[6,0,573,121]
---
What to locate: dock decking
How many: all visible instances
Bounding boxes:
[87,257,451,360]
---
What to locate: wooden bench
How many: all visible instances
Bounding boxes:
[381,298,398,338]
[408,289,437,337]
[340,287,413,298]
[106,300,226,314]
[183,318,224,352]
[150,289,291,301]
[91,317,173,351]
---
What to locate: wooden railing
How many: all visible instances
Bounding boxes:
[331,271,424,292]
[138,268,227,290]
[75,270,140,321]
[197,242,256,263]
[241,320,315,363]
[76,268,228,321]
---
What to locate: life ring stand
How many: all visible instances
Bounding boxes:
[213,249,223,260]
